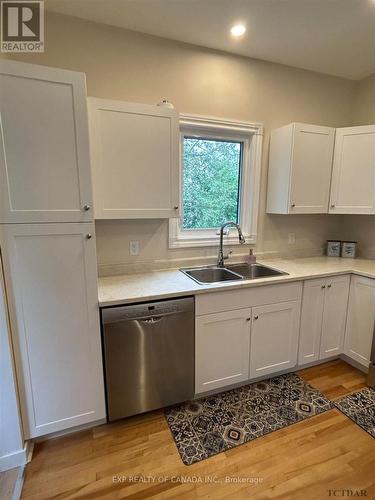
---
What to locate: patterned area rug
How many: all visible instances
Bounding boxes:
[334,387,375,438]
[165,373,332,465]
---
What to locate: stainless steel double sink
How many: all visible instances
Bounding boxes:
[180,262,287,285]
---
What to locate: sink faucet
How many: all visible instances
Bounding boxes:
[217,221,246,267]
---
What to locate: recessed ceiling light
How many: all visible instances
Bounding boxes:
[230,24,246,37]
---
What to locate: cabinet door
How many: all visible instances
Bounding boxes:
[0,223,105,438]
[0,61,93,223]
[298,278,326,365]
[88,98,179,219]
[290,124,335,214]
[344,275,375,367]
[0,255,24,459]
[195,309,251,394]
[320,275,350,359]
[329,126,375,214]
[250,301,300,379]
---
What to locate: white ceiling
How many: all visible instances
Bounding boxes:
[45,0,375,80]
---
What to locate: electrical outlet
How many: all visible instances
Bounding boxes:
[288,232,296,245]
[129,240,140,256]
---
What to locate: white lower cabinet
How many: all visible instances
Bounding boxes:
[320,275,350,359]
[195,309,251,394]
[249,301,300,379]
[298,279,325,364]
[344,275,375,368]
[0,223,106,438]
[195,282,302,394]
[298,275,350,365]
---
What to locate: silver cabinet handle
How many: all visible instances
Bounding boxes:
[291,203,296,208]
[246,317,251,321]
[321,285,326,289]
[330,204,335,208]
[327,284,332,288]
[174,205,179,210]
[86,233,92,239]
[254,315,259,320]
[83,204,91,211]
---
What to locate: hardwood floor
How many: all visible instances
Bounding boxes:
[21,360,374,499]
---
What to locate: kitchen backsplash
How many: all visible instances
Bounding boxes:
[95,216,344,276]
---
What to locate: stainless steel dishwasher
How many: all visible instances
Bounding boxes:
[101,297,194,421]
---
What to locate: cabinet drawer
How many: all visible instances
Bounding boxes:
[196,281,302,316]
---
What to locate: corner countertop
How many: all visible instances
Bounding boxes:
[98,256,375,307]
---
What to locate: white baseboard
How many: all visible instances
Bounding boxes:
[340,354,369,374]
[0,441,33,473]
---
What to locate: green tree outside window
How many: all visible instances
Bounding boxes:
[182,137,242,229]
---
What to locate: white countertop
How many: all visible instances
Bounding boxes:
[98,256,375,306]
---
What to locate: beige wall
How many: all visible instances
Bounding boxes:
[2,12,361,273]
[352,73,375,126]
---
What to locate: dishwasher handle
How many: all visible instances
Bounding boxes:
[102,310,182,325]
[138,316,165,324]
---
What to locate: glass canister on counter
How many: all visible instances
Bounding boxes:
[326,240,341,257]
[341,241,357,258]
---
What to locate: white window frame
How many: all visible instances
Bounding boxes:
[169,114,263,249]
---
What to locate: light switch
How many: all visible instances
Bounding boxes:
[129,240,140,256]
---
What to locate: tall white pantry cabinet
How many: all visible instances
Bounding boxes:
[0,61,105,438]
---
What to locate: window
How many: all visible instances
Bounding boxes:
[182,137,242,229]
[169,115,263,248]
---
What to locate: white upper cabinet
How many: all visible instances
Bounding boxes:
[267,123,335,214]
[329,125,375,214]
[0,61,93,223]
[88,98,180,219]
[0,223,105,438]
[345,275,375,368]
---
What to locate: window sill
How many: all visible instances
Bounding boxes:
[168,232,256,249]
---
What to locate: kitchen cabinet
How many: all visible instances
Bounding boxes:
[267,123,335,214]
[298,278,326,365]
[298,275,350,365]
[195,281,302,316]
[88,98,180,219]
[0,256,24,470]
[344,275,375,368]
[298,276,350,365]
[319,275,350,359]
[195,282,302,394]
[250,300,300,378]
[0,223,106,438]
[195,309,251,394]
[0,60,93,223]
[329,125,375,214]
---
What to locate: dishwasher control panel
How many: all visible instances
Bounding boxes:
[101,297,193,323]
